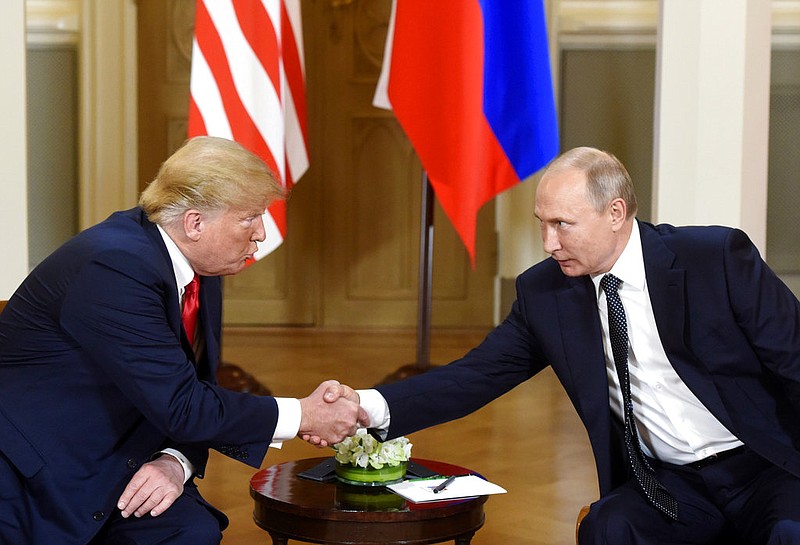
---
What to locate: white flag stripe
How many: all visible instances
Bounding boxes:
[283,88,309,181]
[252,211,284,260]
[189,41,234,139]
[372,0,398,110]
[203,1,286,182]
[259,0,281,35]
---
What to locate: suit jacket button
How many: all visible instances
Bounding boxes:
[93,511,105,521]
[127,458,138,469]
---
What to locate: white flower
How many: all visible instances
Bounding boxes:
[334,428,413,469]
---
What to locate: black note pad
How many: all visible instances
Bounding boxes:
[297,458,337,482]
[406,460,440,478]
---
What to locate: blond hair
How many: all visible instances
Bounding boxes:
[139,136,285,227]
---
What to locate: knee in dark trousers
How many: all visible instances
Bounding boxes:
[767,520,800,545]
[91,488,226,545]
[578,502,643,545]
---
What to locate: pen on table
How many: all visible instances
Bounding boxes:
[432,475,457,494]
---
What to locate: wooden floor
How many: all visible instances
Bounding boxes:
[198,328,598,545]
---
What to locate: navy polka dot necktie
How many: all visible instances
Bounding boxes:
[601,273,679,521]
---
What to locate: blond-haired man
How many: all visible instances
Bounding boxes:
[0,137,364,545]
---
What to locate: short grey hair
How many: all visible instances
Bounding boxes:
[542,146,637,218]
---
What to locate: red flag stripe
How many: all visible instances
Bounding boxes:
[388,0,499,264]
[187,95,208,139]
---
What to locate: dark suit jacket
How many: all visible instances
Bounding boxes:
[377,221,800,496]
[0,208,277,544]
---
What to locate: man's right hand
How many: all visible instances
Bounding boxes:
[117,455,184,519]
[298,380,368,447]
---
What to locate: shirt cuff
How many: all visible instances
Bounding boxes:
[159,448,194,483]
[270,397,301,448]
[357,388,390,430]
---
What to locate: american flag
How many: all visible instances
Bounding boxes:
[188,0,309,259]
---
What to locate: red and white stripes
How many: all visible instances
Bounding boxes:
[189,0,308,259]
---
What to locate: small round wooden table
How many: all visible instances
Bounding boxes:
[250,457,488,545]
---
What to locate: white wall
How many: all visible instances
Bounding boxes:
[0,1,29,298]
[653,0,771,252]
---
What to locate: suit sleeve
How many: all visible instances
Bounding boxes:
[59,251,277,468]
[376,283,547,438]
[724,228,800,404]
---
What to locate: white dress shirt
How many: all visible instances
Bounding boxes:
[594,221,742,464]
[156,226,299,482]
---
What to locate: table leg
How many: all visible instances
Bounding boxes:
[455,531,476,544]
[267,531,289,545]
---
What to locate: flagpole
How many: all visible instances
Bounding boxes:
[378,170,435,384]
[415,171,434,370]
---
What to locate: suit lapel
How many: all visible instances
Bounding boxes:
[134,208,184,334]
[640,224,736,430]
[556,277,617,479]
[557,276,609,414]
[197,276,222,379]
[134,207,211,373]
[640,229,686,355]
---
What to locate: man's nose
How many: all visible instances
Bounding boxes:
[541,227,560,254]
[252,214,267,242]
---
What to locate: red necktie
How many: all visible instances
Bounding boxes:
[181,274,200,346]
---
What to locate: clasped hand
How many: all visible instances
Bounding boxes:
[299,380,368,447]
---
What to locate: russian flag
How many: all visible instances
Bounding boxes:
[374,0,559,265]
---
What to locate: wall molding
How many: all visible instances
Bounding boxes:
[557,0,658,47]
[774,0,800,46]
[26,0,79,45]
[556,0,800,48]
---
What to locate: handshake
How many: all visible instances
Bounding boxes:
[297,380,369,447]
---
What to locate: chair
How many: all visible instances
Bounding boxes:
[575,505,590,544]
[0,300,6,314]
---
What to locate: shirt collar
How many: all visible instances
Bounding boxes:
[592,219,645,298]
[156,225,195,295]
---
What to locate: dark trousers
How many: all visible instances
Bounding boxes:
[0,449,225,545]
[578,447,800,545]
[88,484,227,545]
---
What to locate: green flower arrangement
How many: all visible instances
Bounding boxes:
[333,429,412,486]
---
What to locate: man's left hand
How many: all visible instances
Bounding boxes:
[117,454,185,518]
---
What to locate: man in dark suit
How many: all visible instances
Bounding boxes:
[0,136,365,545]
[333,147,800,544]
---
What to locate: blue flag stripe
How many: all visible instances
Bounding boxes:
[478,0,560,179]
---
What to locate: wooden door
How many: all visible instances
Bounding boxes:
[137,0,495,328]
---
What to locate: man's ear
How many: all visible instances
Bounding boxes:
[609,198,627,229]
[183,210,203,242]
